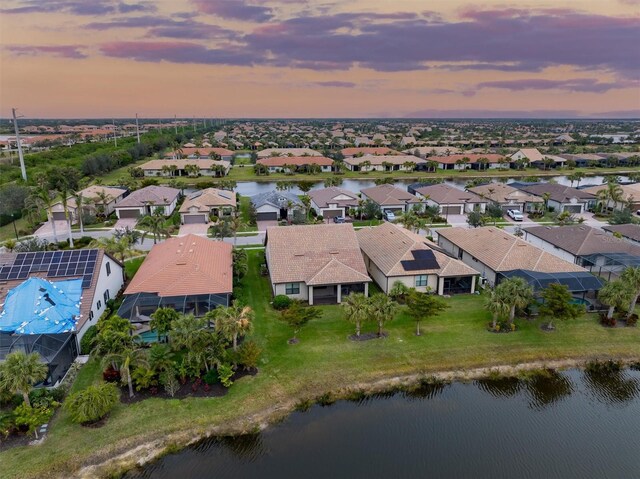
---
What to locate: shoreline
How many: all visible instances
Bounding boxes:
[75,355,640,479]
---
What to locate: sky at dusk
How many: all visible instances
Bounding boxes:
[0,0,639,118]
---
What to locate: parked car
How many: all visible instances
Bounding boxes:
[507,209,524,221]
[383,211,396,221]
[333,216,346,223]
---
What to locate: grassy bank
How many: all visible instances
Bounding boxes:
[1,251,638,478]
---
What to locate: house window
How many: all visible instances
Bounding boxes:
[103,289,110,303]
[415,275,428,287]
[89,311,94,322]
[106,262,111,276]
[97,300,102,310]
[285,283,300,295]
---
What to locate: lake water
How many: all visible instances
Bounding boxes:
[125,368,640,479]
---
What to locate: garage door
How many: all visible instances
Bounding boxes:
[564,205,582,213]
[183,214,207,224]
[118,209,141,219]
[52,211,67,221]
[257,211,278,221]
[323,209,342,219]
[441,205,463,215]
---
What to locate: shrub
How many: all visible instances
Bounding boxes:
[627,314,638,327]
[102,366,121,383]
[132,367,157,391]
[29,388,64,409]
[234,340,262,371]
[14,403,54,437]
[203,369,220,385]
[80,325,98,355]
[217,364,234,388]
[160,369,180,397]
[65,382,119,425]
[272,295,292,310]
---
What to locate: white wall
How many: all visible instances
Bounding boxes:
[523,232,578,264]
[274,282,310,301]
[437,236,498,286]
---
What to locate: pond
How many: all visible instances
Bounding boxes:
[125,367,640,479]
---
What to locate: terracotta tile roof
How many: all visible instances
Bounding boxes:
[266,224,370,285]
[468,183,542,204]
[344,155,426,166]
[179,188,236,213]
[256,156,333,167]
[438,227,586,273]
[139,158,230,171]
[414,183,485,204]
[164,147,234,157]
[308,187,359,208]
[402,146,463,156]
[341,147,400,157]
[361,184,420,206]
[512,148,544,162]
[432,154,507,165]
[524,225,640,257]
[53,185,127,210]
[257,148,322,158]
[583,183,640,203]
[357,223,478,277]
[116,185,180,208]
[125,235,232,296]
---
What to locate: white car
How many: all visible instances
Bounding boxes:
[507,209,524,221]
[384,211,396,221]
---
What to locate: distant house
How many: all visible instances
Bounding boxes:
[410,183,487,215]
[256,156,333,173]
[165,147,234,161]
[356,223,479,295]
[523,225,640,275]
[114,185,180,219]
[467,183,542,213]
[343,155,426,172]
[251,190,305,222]
[360,184,420,213]
[513,183,596,214]
[340,147,400,157]
[118,234,232,321]
[402,146,462,158]
[437,226,602,292]
[583,183,640,212]
[256,148,322,158]
[179,188,236,224]
[429,154,508,170]
[602,224,640,246]
[51,185,127,222]
[510,149,566,169]
[265,224,371,304]
[309,187,359,219]
[139,159,231,177]
[557,153,607,168]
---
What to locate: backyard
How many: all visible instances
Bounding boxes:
[1,251,639,478]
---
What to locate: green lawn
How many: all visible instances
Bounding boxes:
[0,217,30,242]
[1,251,638,478]
[124,256,145,280]
[238,196,258,231]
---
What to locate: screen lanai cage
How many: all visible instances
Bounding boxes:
[580,253,640,281]
[498,270,604,293]
[117,292,230,323]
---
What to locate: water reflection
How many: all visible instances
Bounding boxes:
[196,434,266,462]
[583,368,639,405]
[402,380,449,401]
[476,376,523,398]
[525,370,574,410]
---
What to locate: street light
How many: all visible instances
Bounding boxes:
[10,213,19,240]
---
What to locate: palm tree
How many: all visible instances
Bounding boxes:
[149,307,179,342]
[95,190,110,219]
[103,347,149,398]
[621,266,640,318]
[598,280,632,320]
[34,187,59,242]
[403,161,416,172]
[495,277,533,324]
[369,294,398,336]
[91,236,132,271]
[215,301,254,351]
[170,314,207,351]
[59,188,74,248]
[485,289,509,330]
[342,293,370,337]
[138,211,170,244]
[360,159,372,172]
[606,181,624,212]
[0,351,48,407]
[541,192,551,214]
[73,192,86,234]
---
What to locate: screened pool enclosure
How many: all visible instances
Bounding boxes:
[117,292,231,322]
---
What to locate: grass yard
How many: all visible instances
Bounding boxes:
[124,256,145,280]
[1,251,638,478]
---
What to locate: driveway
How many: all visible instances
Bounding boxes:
[444,214,468,227]
[178,222,210,236]
[257,220,278,231]
[113,218,138,230]
[34,220,69,240]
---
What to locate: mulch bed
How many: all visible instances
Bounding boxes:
[540,324,556,332]
[0,431,32,452]
[348,332,388,342]
[119,369,257,404]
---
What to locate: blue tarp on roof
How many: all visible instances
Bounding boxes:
[0,278,82,334]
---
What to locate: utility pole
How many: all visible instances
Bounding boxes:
[12,108,27,181]
[112,119,117,147]
[135,113,141,144]
[174,114,178,135]
[192,116,196,133]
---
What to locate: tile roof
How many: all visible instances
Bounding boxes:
[431,154,507,165]
[356,223,478,277]
[251,190,303,209]
[524,225,640,257]
[266,224,370,285]
[53,185,127,210]
[341,147,400,157]
[257,148,322,158]
[179,188,236,213]
[125,235,232,296]
[517,183,595,203]
[256,156,333,167]
[139,158,230,171]
[164,147,234,157]
[602,224,640,242]
[414,183,486,204]
[361,184,420,206]
[512,148,544,162]
[308,187,359,208]
[116,185,180,208]
[583,183,640,203]
[438,226,586,274]
[468,183,542,204]
[344,155,426,166]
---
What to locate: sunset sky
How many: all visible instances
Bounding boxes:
[1,0,639,118]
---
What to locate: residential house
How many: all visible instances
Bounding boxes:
[51,185,127,222]
[265,224,371,304]
[467,182,543,213]
[356,223,479,295]
[402,146,462,158]
[309,187,359,219]
[256,148,322,158]
[164,147,234,161]
[114,185,180,219]
[583,183,640,212]
[341,147,400,157]
[513,183,596,214]
[523,225,640,275]
[251,190,305,221]
[602,224,640,247]
[558,153,607,168]
[343,155,426,172]
[118,234,232,321]
[410,183,487,215]
[139,158,231,177]
[510,148,566,169]
[429,154,509,170]
[256,156,333,173]
[360,184,420,214]
[437,226,602,292]
[179,188,236,224]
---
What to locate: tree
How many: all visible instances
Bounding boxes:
[148,343,175,373]
[33,187,59,243]
[64,382,119,424]
[538,283,584,329]
[495,277,534,324]
[620,266,640,318]
[215,301,254,351]
[149,307,179,342]
[13,403,53,439]
[170,314,207,351]
[485,203,504,225]
[0,351,48,407]
[297,180,314,193]
[280,302,322,343]
[485,289,509,330]
[91,236,131,264]
[73,192,87,235]
[360,159,372,172]
[466,211,485,228]
[369,294,398,336]
[232,247,248,284]
[210,218,233,240]
[598,280,632,320]
[102,347,149,398]
[405,291,448,336]
[342,292,370,337]
[138,210,170,244]
[233,340,262,371]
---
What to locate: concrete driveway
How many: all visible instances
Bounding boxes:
[444,214,468,227]
[178,222,210,236]
[34,220,69,240]
[257,219,278,231]
[113,218,138,230]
